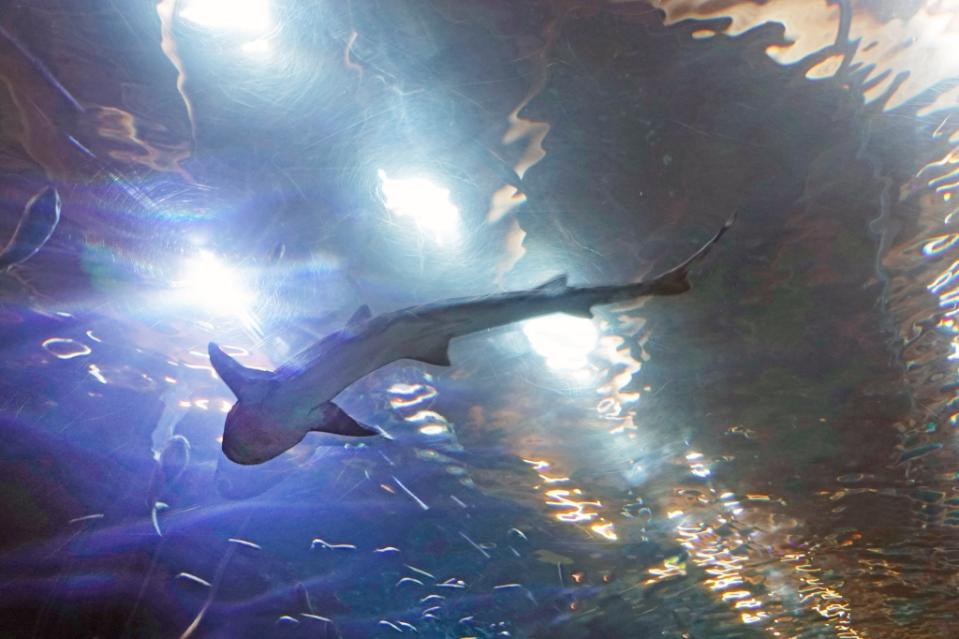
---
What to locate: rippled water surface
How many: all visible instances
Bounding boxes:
[2,1,959,637]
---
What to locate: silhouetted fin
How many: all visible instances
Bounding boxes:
[565,305,594,319]
[347,304,372,326]
[312,402,379,437]
[535,274,568,293]
[409,338,452,367]
[645,213,735,295]
[209,343,275,403]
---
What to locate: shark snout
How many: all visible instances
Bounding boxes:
[222,402,307,465]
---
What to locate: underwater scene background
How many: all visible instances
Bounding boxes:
[2,1,959,637]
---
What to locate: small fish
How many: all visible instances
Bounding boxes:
[0,186,60,271]
[209,218,733,464]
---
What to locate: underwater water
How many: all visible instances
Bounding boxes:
[1,0,959,637]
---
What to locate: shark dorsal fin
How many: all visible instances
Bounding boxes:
[347,304,372,326]
[208,343,275,403]
[535,274,568,293]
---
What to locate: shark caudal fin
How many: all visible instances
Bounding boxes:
[645,214,735,295]
[209,343,276,403]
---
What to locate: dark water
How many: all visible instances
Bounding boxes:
[1,1,958,637]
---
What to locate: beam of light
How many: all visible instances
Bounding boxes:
[522,313,599,370]
[377,169,461,245]
[178,0,272,34]
[170,251,257,328]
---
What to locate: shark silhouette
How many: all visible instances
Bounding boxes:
[209,217,733,465]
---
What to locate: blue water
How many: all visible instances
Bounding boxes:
[2,1,959,638]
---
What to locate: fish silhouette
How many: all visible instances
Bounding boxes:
[210,217,733,465]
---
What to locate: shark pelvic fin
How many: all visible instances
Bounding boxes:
[312,401,379,437]
[535,274,568,293]
[347,304,372,326]
[208,342,275,403]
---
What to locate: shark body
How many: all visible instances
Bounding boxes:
[0,186,60,271]
[209,218,733,465]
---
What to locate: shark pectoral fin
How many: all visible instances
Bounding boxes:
[313,402,379,437]
[564,306,594,319]
[411,339,452,367]
[347,304,372,326]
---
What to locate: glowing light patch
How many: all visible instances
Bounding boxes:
[88,364,108,384]
[179,0,271,34]
[42,337,92,360]
[241,38,271,55]
[378,170,460,244]
[522,314,598,370]
[418,424,447,436]
[590,522,618,541]
[171,251,255,320]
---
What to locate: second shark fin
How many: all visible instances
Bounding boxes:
[347,304,372,326]
[209,342,275,403]
[535,274,568,293]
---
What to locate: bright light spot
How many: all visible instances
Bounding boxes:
[418,424,447,436]
[88,364,108,384]
[522,314,598,370]
[522,458,551,471]
[171,251,255,319]
[179,0,271,34]
[378,169,460,244]
[241,38,271,55]
[590,522,618,541]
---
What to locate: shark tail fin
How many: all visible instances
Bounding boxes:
[209,342,276,403]
[645,214,735,295]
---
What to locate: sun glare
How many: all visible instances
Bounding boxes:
[171,251,255,320]
[522,313,599,370]
[378,169,461,245]
[178,0,272,34]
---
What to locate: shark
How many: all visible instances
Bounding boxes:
[209,217,733,465]
[0,186,61,271]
